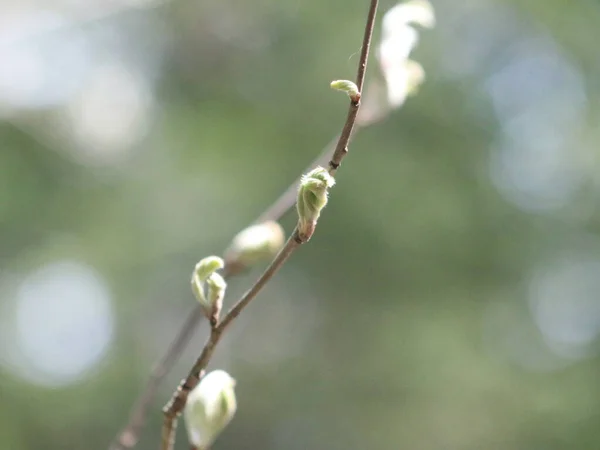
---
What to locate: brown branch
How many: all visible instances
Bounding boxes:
[160,1,379,449]
[256,93,384,225]
[263,0,380,218]
[109,150,326,450]
[111,1,379,449]
[109,171,318,450]
[161,234,301,450]
[329,0,378,174]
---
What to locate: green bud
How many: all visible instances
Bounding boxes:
[330,79,360,102]
[296,166,335,241]
[195,256,225,281]
[224,221,285,273]
[192,256,226,320]
[184,370,237,450]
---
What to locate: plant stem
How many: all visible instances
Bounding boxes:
[161,0,379,448]
[109,146,329,450]
[329,0,378,174]
[160,234,301,450]
[111,1,379,448]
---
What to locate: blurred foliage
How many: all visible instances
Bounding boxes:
[1,0,600,449]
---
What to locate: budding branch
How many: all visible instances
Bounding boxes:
[109,1,380,449]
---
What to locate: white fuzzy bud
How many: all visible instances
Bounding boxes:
[224,221,285,273]
[184,370,237,450]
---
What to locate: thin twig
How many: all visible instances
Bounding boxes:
[161,0,378,447]
[256,92,382,225]
[161,234,301,450]
[109,143,329,450]
[160,1,379,448]
[113,1,379,448]
[329,0,378,174]
[109,157,321,450]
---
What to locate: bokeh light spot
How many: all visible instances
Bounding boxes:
[1,261,115,387]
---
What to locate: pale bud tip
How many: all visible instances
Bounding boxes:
[191,256,227,322]
[296,167,336,242]
[330,79,360,102]
[194,256,225,281]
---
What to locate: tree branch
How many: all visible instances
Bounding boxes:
[108,150,327,450]
[161,234,301,450]
[329,0,378,173]
[160,1,379,448]
[109,144,330,450]
[111,1,379,448]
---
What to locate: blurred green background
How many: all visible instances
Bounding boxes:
[2,0,600,449]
